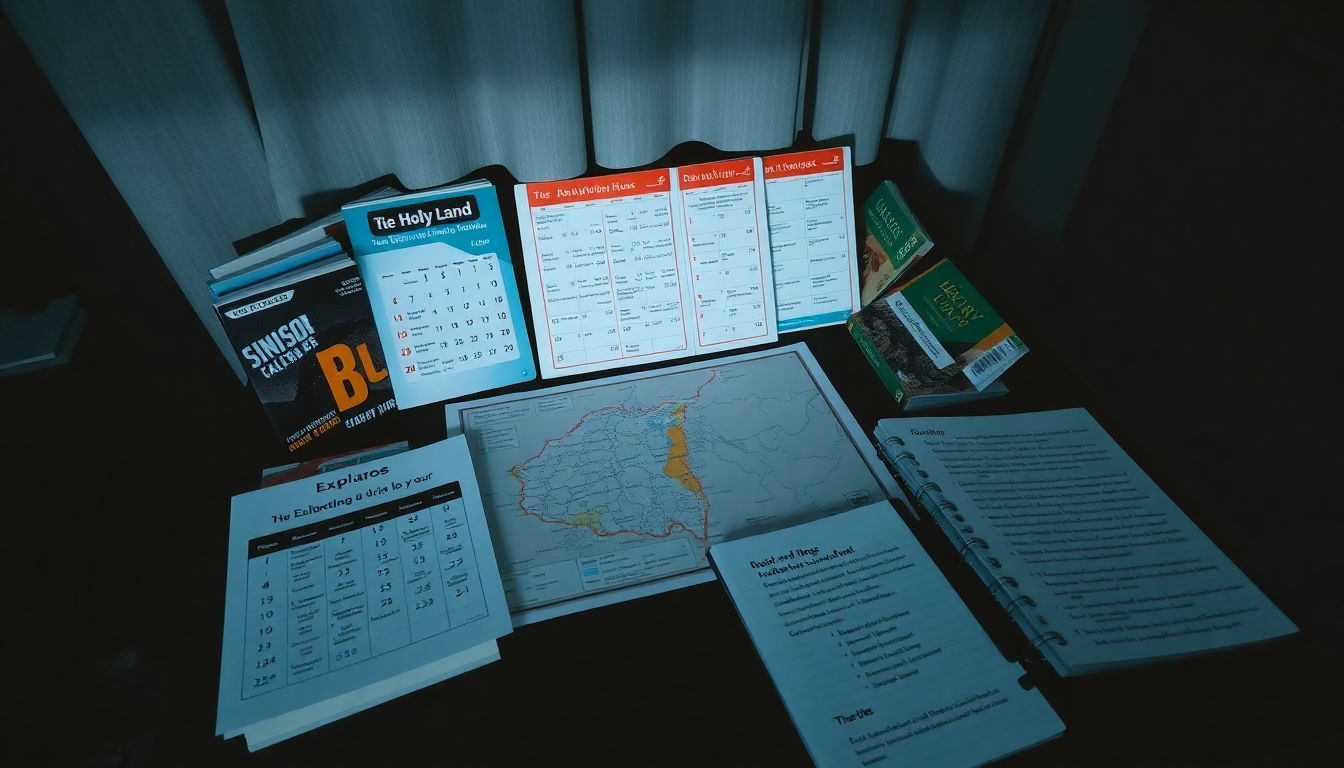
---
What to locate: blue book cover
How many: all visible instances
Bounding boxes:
[342,182,535,408]
[208,237,345,299]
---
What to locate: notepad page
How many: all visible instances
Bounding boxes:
[712,501,1063,767]
[883,409,1298,675]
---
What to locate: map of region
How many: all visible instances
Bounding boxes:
[512,372,716,545]
[456,349,885,613]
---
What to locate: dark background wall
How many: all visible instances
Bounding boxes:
[1,1,1341,763]
[981,0,1343,672]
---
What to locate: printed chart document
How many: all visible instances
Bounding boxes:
[216,437,512,750]
[762,147,861,331]
[446,343,903,625]
[515,158,777,378]
[711,501,1064,767]
[876,408,1298,675]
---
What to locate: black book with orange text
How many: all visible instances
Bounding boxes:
[214,255,397,458]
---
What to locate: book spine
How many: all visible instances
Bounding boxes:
[875,435,1066,655]
[847,317,908,408]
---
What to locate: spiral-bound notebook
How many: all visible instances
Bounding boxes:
[874,408,1297,676]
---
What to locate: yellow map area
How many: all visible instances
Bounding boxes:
[661,404,705,496]
[568,506,607,534]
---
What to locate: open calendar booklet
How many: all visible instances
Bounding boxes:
[342,182,536,408]
[216,437,512,751]
[515,148,862,378]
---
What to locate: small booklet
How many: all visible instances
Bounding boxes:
[342,182,536,408]
[710,501,1064,767]
[515,159,778,378]
[216,436,513,750]
[848,258,1025,410]
[874,409,1298,676]
[762,147,862,331]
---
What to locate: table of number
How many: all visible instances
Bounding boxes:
[241,482,488,699]
[681,181,771,346]
[766,166,853,327]
[376,253,519,382]
[530,194,689,370]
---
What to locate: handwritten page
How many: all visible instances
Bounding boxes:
[881,409,1298,675]
[216,436,512,750]
[762,147,861,331]
[711,501,1063,767]
[516,159,777,378]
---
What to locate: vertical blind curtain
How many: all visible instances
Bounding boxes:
[4,0,1052,380]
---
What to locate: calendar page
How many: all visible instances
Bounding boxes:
[343,182,535,408]
[762,147,861,331]
[216,436,511,747]
[516,160,777,379]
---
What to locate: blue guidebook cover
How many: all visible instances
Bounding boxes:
[342,182,535,409]
[208,237,345,299]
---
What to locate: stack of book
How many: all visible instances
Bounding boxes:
[209,189,400,459]
[849,181,1026,410]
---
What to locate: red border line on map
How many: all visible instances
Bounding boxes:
[509,369,718,543]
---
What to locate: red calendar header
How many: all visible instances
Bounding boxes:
[525,169,671,207]
[678,158,756,191]
[763,148,846,180]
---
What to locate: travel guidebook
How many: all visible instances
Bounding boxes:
[342,182,536,409]
[213,256,397,458]
[848,258,1024,410]
[858,180,934,307]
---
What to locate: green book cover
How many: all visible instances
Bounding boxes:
[848,259,1026,408]
[859,180,934,307]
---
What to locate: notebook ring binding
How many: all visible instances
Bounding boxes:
[879,432,1052,653]
[957,537,989,556]
[1032,630,1067,648]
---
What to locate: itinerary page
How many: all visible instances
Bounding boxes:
[762,147,861,331]
[675,157,777,350]
[516,159,777,378]
[888,408,1298,675]
[516,169,692,378]
[216,436,512,749]
[711,501,1063,767]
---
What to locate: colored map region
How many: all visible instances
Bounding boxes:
[511,373,716,543]
[455,349,886,614]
